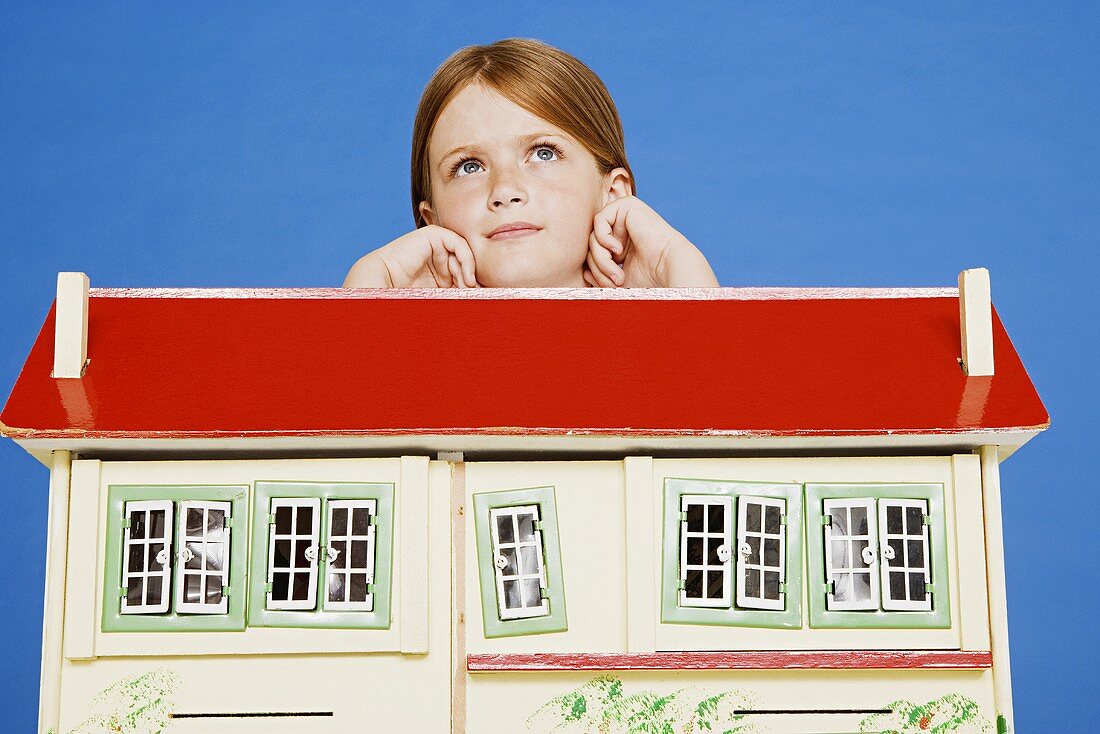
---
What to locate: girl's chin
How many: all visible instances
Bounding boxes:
[479,262,587,288]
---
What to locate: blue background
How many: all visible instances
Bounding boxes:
[1,3,1095,730]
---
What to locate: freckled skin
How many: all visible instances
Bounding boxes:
[419,84,628,288]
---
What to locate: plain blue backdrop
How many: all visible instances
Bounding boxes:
[1,3,1096,730]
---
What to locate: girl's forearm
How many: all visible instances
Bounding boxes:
[660,235,720,287]
[343,252,395,288]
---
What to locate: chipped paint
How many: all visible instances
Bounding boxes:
[860,693,992,733]
[527,675,760,733]
[66,670,180,734]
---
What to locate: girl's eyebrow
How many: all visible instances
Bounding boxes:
[437,132,567,169]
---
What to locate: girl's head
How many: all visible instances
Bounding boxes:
[411,38,634,287]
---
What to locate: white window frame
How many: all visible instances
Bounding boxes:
[679,495,733,608]
[878,498,933,611]
[175,500,231,615]
[323,499,377,612]
[266,497,321,611]
[823,498,880,611]
[489,504,549,620]
[120,500,174,615]
[736,495,786,611]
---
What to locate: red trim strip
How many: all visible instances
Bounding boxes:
[466,650,993,671]
[86,286,959,301]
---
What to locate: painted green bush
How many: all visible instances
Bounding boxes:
[526,675,761,734]
[66,670,180,734]
[859,693,993,733]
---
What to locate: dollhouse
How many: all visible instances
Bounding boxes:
[0,272,1048,734]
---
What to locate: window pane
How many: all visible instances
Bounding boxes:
[331,540,347,569]
[850,507,868,535]
[295,506,313,535]
[890,571,906,599]
[907,539,924,567]
[350,574,368,602]
[150,510,165,539]
[127,577,144,606]
[745,569,760,597]
[331,507,347,536]
[206,545,223,572]
[128,545,144,572]
[274,540,291,568]
[763,538,780,567]
[207,509,225,536]
[184,575,201,603]
[831,508,849,535]
[275,506,292,534]
[292,573,311,601]
[707,504,723,532]
[747,536,760,564]
[294,540,310,567]
[853,540,870,566]
[205,576,223,604]
[147,543,163,572]
[906,506,923,535]
[352,508,371,535]
[687,504,704,532]
[832,573,851,601]
[503,580,522,609]
[763,571,780,600]
[830,540,849,569]
[516,513,535,541]
[522,578,542,607]
[852,572,872,601]
[888,539,905,567]
[746,503,761,532]
[272,572,290,600]
[764,505,780,534]
[685,569,704,598]
[707,538,723,565]
[500,547,518,575]
[686,537,704,564]
[185,542,202,570]
[887,505,903,534]
[909,573,927,601]
[351,540,367,569]
[129,510,146,540]
[496,515,514,543]
[328,572,345,602]
[187,508,203,536]
[706,570,724,598]
[519,545,539,574]
[147,576,163,605]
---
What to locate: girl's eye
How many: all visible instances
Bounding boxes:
[453,159,483,177]
[533,144,562,162]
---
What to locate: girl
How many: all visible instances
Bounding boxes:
[343,38,718,289]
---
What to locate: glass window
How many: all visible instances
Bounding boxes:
[175,500,231,615]
[324,499,377,612]
[490,505,549,620]
[120,500,173,615]
[823,498,880,611]
[736,495,786,611]
[679,495,732,608]
[266,498,321,611]
[878,499,932,611]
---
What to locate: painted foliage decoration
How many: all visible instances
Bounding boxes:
[64,670,180,734]
[859,694,992,733]
[527,675,761,734]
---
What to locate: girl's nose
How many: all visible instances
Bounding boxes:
[489,167,527,209]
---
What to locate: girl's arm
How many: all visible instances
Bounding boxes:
[585,196,719,288]
[343,226,477,288]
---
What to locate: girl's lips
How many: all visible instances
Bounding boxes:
[488,222,543,239]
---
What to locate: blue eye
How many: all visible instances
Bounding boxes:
[535,147,556,161]
[456,160,482,177]
[533,144,562,162]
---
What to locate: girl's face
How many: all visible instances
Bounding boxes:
[419,83,630,287]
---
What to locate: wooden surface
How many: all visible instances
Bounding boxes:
[466,650,994,671]
[1,288,1049,441]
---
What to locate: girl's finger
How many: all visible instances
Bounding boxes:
[430,239,452,287]
[582,268,595,287]
[439,230,477,288]
[592,212,624,259]
[448,253,465,288]
[589,231,624,286]
[586,249,617,288]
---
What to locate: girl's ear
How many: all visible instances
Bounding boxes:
[418,200,436,226]
[601,167,633,207]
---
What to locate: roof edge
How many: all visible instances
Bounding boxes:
[86,286,960,301]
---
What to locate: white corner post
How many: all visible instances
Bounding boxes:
[40,450,72,734]
[959,268,994,376]
[980,445,1014,732]
[52,272,90,378]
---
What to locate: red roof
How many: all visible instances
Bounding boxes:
[0,287,1049,443]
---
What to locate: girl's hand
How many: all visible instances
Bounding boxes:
[343,225,478,288]
[583,196,718,288]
